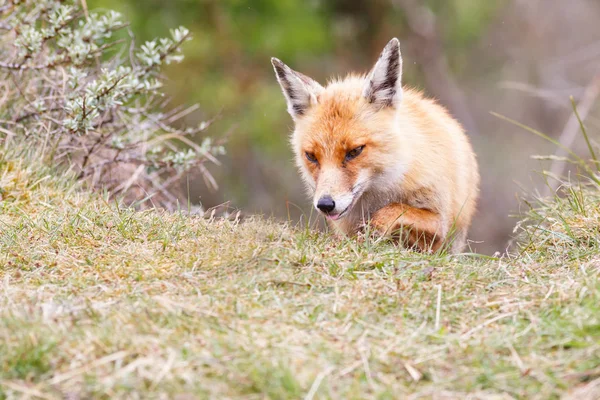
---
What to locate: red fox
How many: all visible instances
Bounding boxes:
[271,38,479,253]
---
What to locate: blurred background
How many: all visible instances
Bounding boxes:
[88,0,600,254]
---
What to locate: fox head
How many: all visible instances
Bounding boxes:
[272,38,411,222]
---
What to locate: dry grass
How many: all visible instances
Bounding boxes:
[1,146,600,399]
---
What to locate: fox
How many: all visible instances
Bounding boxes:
[271,38,479,253]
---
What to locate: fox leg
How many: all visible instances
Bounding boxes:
[369,203,445,252]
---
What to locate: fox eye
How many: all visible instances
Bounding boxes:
[305,152,318,164]
[345,145,365,161]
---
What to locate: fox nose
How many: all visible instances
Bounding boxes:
[316,196,336,213]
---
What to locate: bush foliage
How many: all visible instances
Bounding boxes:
[0,0,224,209]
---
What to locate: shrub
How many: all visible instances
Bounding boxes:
[0,0,224,209]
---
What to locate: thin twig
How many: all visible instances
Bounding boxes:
[435,284,442,331]
[80,0,89,19]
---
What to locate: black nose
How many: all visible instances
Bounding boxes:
[317,196,336,213]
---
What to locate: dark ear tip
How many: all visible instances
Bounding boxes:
[386,38,400,51]
[271,57,283,68]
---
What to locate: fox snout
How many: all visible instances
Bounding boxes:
[313,191,354,220]
[309,165,354,219]
[316,195,335,213]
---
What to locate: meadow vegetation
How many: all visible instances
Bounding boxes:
[1,143,600,398]
[1,1,600,399]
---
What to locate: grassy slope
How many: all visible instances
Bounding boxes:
[1,149,599,399]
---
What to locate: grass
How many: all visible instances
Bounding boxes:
[1,146,600,399]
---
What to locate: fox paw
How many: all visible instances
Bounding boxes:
[366,218,439,253]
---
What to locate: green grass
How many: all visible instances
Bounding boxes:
[1,147,600,399]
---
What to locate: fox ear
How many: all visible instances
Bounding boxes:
[363,38,403,109]
[271,58,323,120]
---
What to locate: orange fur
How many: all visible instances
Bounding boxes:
[273,39,479,253]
